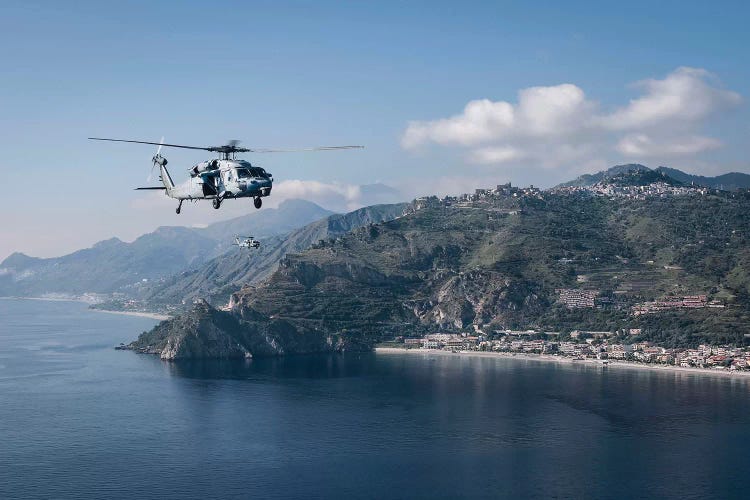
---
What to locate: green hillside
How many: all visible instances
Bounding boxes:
[135,187,750,355]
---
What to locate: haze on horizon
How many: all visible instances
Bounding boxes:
[1,0,748,260]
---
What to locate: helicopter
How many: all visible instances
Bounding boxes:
[88,137,363,214]
[234,235,261,250]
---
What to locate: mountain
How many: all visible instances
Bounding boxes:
[358,183,406,205]
[198,199,332,243]
[556,164,651,187]
[557,164,750,190]
[604,169,683,187]
[0,199,333,297]
[132,187,750,358]
[123,202,408,309]
[654,167,750,191]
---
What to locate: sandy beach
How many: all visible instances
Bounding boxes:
[91,309,171,321]
[375,347,750,379]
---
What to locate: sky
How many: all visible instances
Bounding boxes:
[1,0,748,260]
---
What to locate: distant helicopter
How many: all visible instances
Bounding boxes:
[88,137,363,214]
[234,235,260,250]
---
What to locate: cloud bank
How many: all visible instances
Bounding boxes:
[402,67,741,168]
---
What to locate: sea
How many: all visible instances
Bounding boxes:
[1,298,750,499]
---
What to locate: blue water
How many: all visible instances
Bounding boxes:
[1,299,750,499]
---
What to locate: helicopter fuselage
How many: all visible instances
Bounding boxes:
[170,159,272,201]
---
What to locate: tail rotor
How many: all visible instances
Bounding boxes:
[148,136,165,182]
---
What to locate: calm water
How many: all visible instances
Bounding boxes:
[1,299,750,499]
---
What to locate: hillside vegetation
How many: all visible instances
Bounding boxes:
[134,185,750,356]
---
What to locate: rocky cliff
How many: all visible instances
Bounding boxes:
[128,299,372,360]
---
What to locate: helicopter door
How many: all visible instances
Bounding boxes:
[202,183,216,196]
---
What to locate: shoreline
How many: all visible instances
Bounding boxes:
[0,296,170,320]
[0,295,93,304]
[91,309,171,321]
[375,347,750,379]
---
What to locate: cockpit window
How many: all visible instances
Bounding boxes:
[236,167,268,179]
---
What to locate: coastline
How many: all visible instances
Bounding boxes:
[0,296,170,321]
[375,347,750,379]
[91,309,171,321]
[0,295,92,303]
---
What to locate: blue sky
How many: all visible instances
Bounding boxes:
[1,0,748,259]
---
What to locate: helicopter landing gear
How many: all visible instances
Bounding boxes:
[254,197,262,209]
[176,200,183,214]
[213,197,222,210]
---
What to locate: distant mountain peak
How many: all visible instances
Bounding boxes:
[607,163,650,174]
[92,237,124,249]
[602,168,682,187]
[277,198,330,211]
[556,164,650,188]
[558,164,750,191]
[0,252,39,268]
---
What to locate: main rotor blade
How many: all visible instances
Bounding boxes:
[90,137,364,154]
[249,145,364,153]
[89,137,210,151]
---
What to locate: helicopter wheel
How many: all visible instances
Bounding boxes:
[254,197,262,209]
[213,198,221,209]
[176,200,183,214]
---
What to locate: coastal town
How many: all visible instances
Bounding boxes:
[389,332,750,373]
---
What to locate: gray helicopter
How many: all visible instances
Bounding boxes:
[89,137,363,214]
[234,235,261,250]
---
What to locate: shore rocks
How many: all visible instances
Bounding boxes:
[128,299,372,360]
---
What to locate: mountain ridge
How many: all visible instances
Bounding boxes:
[557,164,750,190]
[0,199,333,297]
[107,202,409,311]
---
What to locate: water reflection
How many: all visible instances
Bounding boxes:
[164,352,380,381]
[4,298,750,500]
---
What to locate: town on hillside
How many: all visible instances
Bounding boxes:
[401,173,749,354]
[411,175,736,212]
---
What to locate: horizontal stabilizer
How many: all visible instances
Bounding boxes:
[135,187,167,190]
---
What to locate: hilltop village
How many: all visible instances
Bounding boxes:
[412,175,720,211]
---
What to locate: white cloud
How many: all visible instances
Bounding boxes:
[604,67,741,130]
[273,179,363,212]
[402,99,514,148]
[469,146,526,164]
[616,134,722,156]
[402,67,742,168]
[515,83,595,137]
[401,83,594,150]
